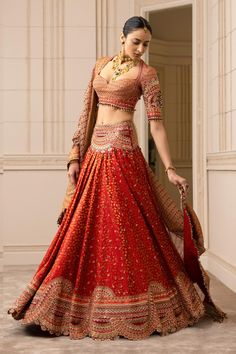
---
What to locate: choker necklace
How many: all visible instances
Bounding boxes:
[111,50,140,81]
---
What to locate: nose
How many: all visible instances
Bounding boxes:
[137,44,145,54]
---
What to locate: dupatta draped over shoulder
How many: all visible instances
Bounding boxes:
[67,56,111,169]
[56,57,110,222]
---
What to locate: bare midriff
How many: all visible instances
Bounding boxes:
[96,104,134,125]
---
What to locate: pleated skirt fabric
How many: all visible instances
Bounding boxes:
[8,120,225,340]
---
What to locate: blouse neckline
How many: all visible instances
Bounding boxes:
[97,56,144,85]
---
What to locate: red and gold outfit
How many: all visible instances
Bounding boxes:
[8,56,226,340]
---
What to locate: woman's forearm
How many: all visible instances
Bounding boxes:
[149,120,174,169]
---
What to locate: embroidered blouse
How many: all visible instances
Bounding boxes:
[68,56,164,167]
[93,56,164,120]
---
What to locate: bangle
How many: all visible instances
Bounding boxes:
[69,159,79,164]
[67,159,80,170]
[165,166,176,174]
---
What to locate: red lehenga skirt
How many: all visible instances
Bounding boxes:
[8,120,226,340]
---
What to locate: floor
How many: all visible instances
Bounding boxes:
[1,265,236,354]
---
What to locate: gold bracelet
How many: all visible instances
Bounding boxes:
[67,158,80,170]
[165,166,176,174]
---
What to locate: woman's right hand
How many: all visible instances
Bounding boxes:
[68,161,80,185]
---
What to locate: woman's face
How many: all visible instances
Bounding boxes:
[121,28,152,60]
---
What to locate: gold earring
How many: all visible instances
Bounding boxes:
[121,41,125,58]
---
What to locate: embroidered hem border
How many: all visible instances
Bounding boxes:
[8,271,206,341]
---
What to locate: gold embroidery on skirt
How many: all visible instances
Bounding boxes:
[8,271,205,341]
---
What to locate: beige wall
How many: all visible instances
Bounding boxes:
[205,0,236,292]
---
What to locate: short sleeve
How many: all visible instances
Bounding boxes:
[141,66,164,121]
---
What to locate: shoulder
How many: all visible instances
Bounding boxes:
[140,61,158,80]
[94,56,113,73]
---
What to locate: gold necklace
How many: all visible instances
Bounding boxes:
[111,51,139,81]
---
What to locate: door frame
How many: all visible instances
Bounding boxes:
[135,0,208,245]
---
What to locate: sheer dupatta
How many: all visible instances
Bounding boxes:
[57,56,112,224]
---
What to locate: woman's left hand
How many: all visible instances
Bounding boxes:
[166,170,189,197]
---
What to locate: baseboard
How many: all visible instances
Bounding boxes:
[201,251,236,293]
[3,245,48,266]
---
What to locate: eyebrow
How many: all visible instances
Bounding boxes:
[133,38,150,43]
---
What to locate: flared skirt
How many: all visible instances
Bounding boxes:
[8,120,226,340]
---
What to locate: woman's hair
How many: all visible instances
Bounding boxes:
[123,16,152,36]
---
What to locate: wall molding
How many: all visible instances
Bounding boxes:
[4,244,48,266]
[4,245,49,252]
[26,0,32,152]
[96,0,108,57]
[43,0,65,154]
[150,40,192,162]
[150,38,192,64]
[218,0,227,151]
[201,250,236,293]
[3,154,67,170]
[207,152,236,170]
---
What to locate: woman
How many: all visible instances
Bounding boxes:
[8,16,226,341]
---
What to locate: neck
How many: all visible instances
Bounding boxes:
[116,51,140,66]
